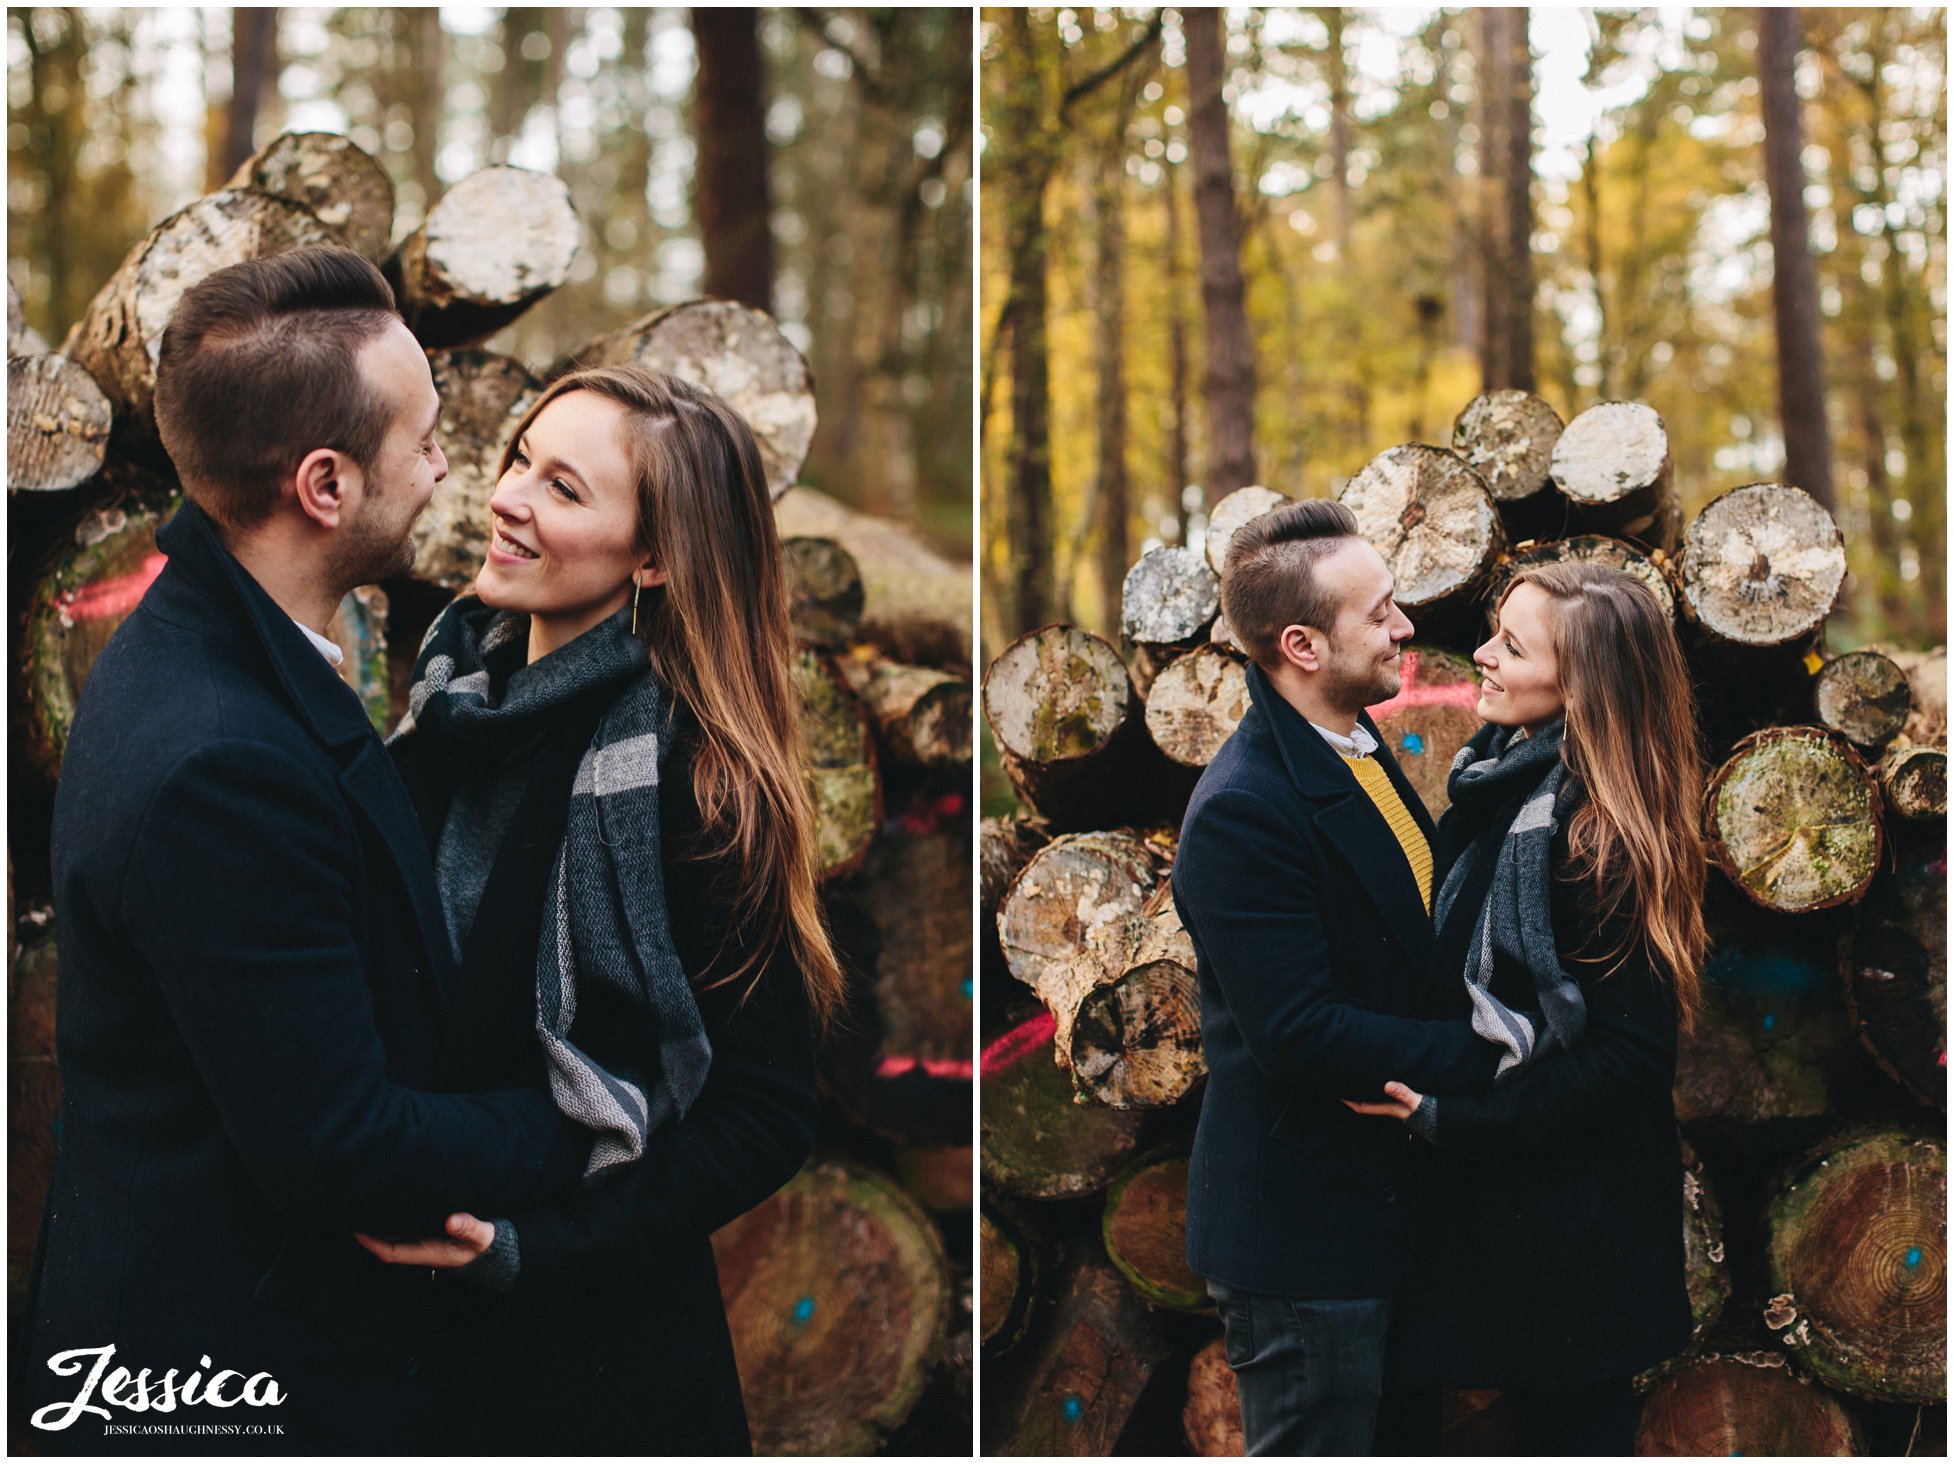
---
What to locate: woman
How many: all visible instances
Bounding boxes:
[361,365,843,1454]
[1346,562,1704,1456]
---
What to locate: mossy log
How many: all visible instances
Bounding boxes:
[1844,849,1946,1108]
[982,625,1156,832]
[1878,743,1946,821]
[1762,1129,1945,1404]
[60,189,338,450]
[225,130,395,261]
[837,655,972,769]
[1203,485,1291,576]
[774,486,970,667]
[1704,727,1883,914]
[1490,533,1677,623]
[1635,1352,1865,1455]
[711,1159,950,1455]
[9,915,59,1300]
[1548,400,1679,549]
[789,647,881,881]
[1815,649,1914,752]
[1143,645,1248,768]
[980,1005,1147,1200]
[1182,1336,1244,1455]
[22,502,392,778]
[1338,444,1505,625]
[994,1257,1171,1455]
[1673,894,1856,1123]
[997,830,1168,1005]
[7,353,112,494]
[1452,389,1566,509]
[980,1201,1039,1358]
[1362,645,1481,819]
[818,810,972,1146]
[1070,888,1205,1110]
[406,349,541,590]
[1121,546,1220,650]
[1102,1152,1206,1312]
[783,536,864,649]
[1679,483,1846,650]
[386,165,580,351]
[566,299,816,499]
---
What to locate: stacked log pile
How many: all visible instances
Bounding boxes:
[7,131,972,1457]
[978,391,1945,1455]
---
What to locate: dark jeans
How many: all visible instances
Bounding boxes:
[1208,1279,1391,1456]
[1504,1376,1639,1456]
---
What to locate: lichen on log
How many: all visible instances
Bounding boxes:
[1452,389,1564,503]
[1121,546,1219,648]
[1705,727,1882,913]
[226,130,395,260]
[982,625,1150,831]
[789,647,881,880]
[783,536,864,649]
[980,1005,1147,1200]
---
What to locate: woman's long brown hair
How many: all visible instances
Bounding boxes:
[499,365,845,1025]
[1503,562,1707,1028]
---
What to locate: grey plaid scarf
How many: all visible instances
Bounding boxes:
[1432,719,1588,1082]
[392,596,710,1178]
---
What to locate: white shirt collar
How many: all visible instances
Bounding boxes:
[1311,718,1378,758]
[292,617,344,668]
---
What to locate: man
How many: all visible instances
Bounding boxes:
[1172,500,1499,1456]
[23,247,590,1453]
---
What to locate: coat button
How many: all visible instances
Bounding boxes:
[1383,1186,1398,1204]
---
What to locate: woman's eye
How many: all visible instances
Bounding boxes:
[1505,638,1519,655]
[511,448,529,466]
[550,479,579,502]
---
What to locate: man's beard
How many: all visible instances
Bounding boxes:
[332,489,419,588]
[1320,636,1400,715]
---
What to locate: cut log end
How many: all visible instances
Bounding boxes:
[226,130,396,260]
[1681,483,1846,649]
[790,649,881,880]
[1143,645,1248,768]
[980,1008,1148,1201]
[1451,389,1564,503]
[1705,728,1882,913]
[1102,1154,1208,1311]
[1815,649,1914,751]
[1122,546,1220,647]
[1493,534,1677,624]
[408,350,541,590]
[1183,1337,1244,1456]
[1879,744,1946,821]
[843,658,972,768]
[7,354,112,493]
[1364,646,1481,819]
[784,536,865,648]
[1845,850,1947,1108]
[1204,485,1291,576]
[1635,1353,1866,1455]
[1338,445,1503,613]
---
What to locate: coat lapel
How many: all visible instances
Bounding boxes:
[1245,664,1435,968]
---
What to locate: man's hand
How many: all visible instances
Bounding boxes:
[1342,1081,1422,1121]
[355,1212,495,1268]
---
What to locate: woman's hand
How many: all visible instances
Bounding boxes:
[354,1212,495,1268]
[1342,1081,1423,1121]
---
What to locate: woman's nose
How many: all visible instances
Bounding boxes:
[489,474,530,519]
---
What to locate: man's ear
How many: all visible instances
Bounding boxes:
[1277,623,1322,674]
[293,448,360,530]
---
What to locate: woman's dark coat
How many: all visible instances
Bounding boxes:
[395,704,819,1456]
[1392,784,1694,1390]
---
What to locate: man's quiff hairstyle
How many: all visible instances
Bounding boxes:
[151,246,401,531]
[1219,498,1364,670]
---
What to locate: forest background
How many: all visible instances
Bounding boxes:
[978,7,1946,701]
[8,5,973,553]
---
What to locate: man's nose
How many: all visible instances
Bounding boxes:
[432,445,449,482]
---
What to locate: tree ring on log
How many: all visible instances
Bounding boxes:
[8,354,112,493]
[1763,1129,1945,1404]
[1705,727,1882,913]
[226,130,396,261]
[1071,958,1205,1109]
[1144,645,1248,768]
[1452,389,1564,503]
[408,350,541,590]
[1338,444,1503,612]
[1122,546,1219,647]
[1204,484,1291,576]
[1879,744,1946,821]
[417,165,579,307]
[1102,1153,1208,1311]
[710,1160,949,1454]
[1680,483,1846,648]
[1844,850,1947,1108]
[1814,650,1913,751]
[1634,1352,1866,1454]
[1490,534,1677,623]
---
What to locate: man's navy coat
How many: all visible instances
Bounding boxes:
[22,501,587,1453]
[1172,664,1497,1299]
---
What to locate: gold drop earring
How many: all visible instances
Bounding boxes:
[631,580,643,638]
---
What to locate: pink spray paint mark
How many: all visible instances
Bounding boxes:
[58,553,166,622]
[875,1054,975,1080]
[980,1011,1058,1078]
[1365,651,1482,719]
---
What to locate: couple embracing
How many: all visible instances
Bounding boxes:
[1174,501,1706,1457]
[24,247,833,1453]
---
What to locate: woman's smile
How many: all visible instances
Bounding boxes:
[488,525,539,562]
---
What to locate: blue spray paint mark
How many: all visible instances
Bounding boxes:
[1906,1247,1922,1268]
[1762,1014,1777,1033]
[961,978,974,1000]
[1062,1395,1083,1424]
[1402,733,1426,755]
[793,1295,815,1324]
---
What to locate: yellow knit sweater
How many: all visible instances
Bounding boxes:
[1341,754,1433,913]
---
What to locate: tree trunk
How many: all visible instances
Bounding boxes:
[1326,7,1353,260]
[711,1160,951,1454]
[1474,8,1536,392]
[217,8,279,186]
[691,8,775,311]
[1001,7,1056,633]
[1163,151,1191,533]
[566,299,818,499]
[386,166,581,351]
[1763,1129,1945,1404]
[1757,8,1836,511]
[1704,728,1883,914]
[1182,8,1258,497]
[1093,122,1132,641]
